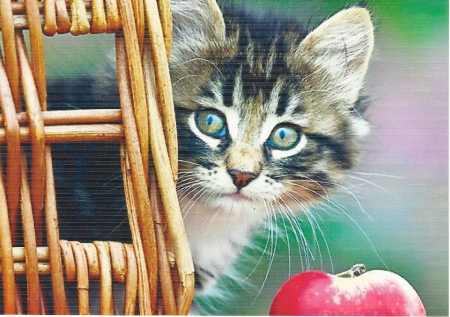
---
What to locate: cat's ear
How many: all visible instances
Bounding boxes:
[171,0,226,43]
[294,7,374,104]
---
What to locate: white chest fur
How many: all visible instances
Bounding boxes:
[181,194,267,293]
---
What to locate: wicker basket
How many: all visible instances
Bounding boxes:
[0,0,194,314]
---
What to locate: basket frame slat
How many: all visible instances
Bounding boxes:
[116,37,158,312]
[44,147,70,314]
[0,155,16,314]
[16,34,46,246]
[19,153,42,314]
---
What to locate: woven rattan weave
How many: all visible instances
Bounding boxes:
[0,0,194,314]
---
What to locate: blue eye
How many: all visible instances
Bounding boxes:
[196,110,227,138]
[268,124,300,150]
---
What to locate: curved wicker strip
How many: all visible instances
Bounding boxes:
[16,34,46,246]
[143,45,195,315]
[90,0,108,34]
[142,51,178,314]
[24,0,47,110]
[19,156,41,314]
[0,0,21,109]
[131,0,145,53]
[0,155,16,314]
[0,54,21,247]
[140,4,195,312]
[21,0,48,238]
[117,37,158,312]
[150,170,177,315]
[94,241,115,315]
[157,0,173,58]
[14,284,24,314]
[105,0,121,33]
[83,243,101,279]
[109,242,127,284]
[60,240,77,283]
[121,146,152,314]
[43,0,57,35]
[44,147,70,314]
[55,0,71,34]
[0,2,21,248]
[123,244,138,315]
[144,0,178,178]
[70,241,91,315]
[70,0,90,35]
[117,0,149,176]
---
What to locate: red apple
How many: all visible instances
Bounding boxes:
[269,267,426,316]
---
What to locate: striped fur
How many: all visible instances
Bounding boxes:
[170,0,374,294]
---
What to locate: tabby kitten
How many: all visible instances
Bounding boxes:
[49,0,374,306]
[169,0,374,293]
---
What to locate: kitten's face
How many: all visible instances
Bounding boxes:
[171,2,373,223]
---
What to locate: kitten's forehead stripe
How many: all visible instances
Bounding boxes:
[217,16,307,115]
[276,90,290,116]
[221,68,237,107]
[200,86,216,100]
[237,28,288,105]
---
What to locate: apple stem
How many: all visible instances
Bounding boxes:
[335,263,366,278]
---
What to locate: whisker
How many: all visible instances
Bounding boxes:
[252,201,279,299]
[172,58,223,76]
[283,179,388,271]
[348,171,403,179]
[244,201,277,284]
[178,159,204,168]
[302,208,333,273]
[179,186,209,218]
[325,181,372,220]
[172,74,201,87]
[345,174,398,198]
[278,190,318,265]
[177,180,205,200]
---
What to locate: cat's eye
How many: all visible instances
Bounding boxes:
[268,125,300,150]
[195,110,227,138]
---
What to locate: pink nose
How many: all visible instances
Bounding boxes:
[228,170,257,189]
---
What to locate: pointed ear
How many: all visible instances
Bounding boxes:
[295,8,374,104]
[171,0,226,43]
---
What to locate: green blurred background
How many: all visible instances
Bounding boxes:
[42,0,448,315]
